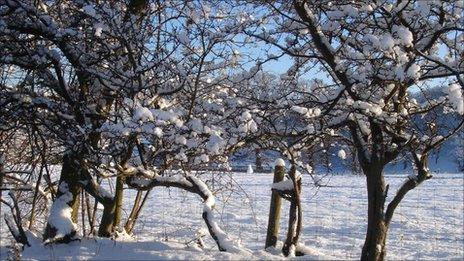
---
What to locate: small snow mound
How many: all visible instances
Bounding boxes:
[337,149,347,160]
[296,244,332,259]
[46,182,77,240]
[275,158,285,167]
[247,165,254,174]
[114,230,135,242]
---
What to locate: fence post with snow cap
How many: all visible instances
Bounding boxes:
[265,158,285,249]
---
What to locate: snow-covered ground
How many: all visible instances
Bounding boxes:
[1,172,463,260]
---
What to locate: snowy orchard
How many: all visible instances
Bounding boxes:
[0,1,463,260]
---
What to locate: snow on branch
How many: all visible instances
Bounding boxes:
[126,173,244,253]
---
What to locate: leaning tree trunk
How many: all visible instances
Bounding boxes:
[361,165,388,261]
[98,176,125,236]
[98,201,115,237]
[124,190,143,233]
[43,153,82,243]
[282,165,303,257]
[265,163,285,249]
[43,150,118,241]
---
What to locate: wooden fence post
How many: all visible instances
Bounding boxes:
[265,159,285,249]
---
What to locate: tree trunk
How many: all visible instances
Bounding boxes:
[361,165,388,261]
[282,165,302,257]
[125,190,151,234]
[124,190,143,233]
[98,176,124,237]
[265,164,285,249]
[43,153,82,243]
[98,202,115,237]
[282,200,297,256]
[112,176,125,230]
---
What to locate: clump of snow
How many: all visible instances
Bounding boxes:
[248,120,258,133]
[291,105,308,114]
[291,106,321,118]
[337,149,347,160]
[199,154,209,163]
[206,134,225,155]
[275,158,285,167]
[288,244,296,257]
[237,124,247,133]
[238,119,258,134]
[352,100,383,116]
[133,107,153,122]
[365,34,380,49]
[153,127,163,137]
[175,135,187,145]
[392,25,413,47]
[240,111,252,121]
[189,118,203,132]
[94,23,103,37]
[296,244,324,258]
[46,182,77,240]
[380,34,395,50]
[341,5,359,17]
[444,83,464,115]
[406,64,421,80]
[114,230,135,241]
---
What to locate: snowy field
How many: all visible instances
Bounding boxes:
[1,172,463,260]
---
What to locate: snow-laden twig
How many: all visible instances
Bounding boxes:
[126,173,245,253]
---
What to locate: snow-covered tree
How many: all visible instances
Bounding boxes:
[247,1,464,260]
[0,0,257,250]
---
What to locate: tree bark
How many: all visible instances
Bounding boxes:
[124,190,143,233]
[265,164,285,249]
[125,189,151,234]
[112,176,124,229]
[98,202,115,237]
[98,176,125,237]
[361,165,388,261]
[282,200,298,256]
[282,165,303,257]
